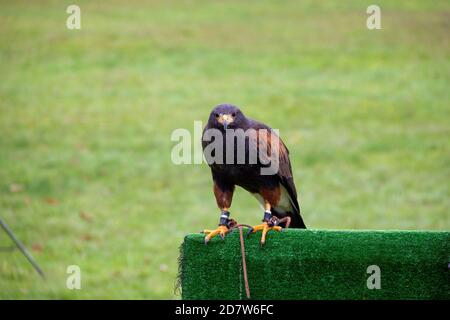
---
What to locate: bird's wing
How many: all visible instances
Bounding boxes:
[250,120,306,228]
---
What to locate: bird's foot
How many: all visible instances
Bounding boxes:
[202,225,230,244]
[247,221,282,246]
[202,217,239,244]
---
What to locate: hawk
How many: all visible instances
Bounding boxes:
[201,104,306,245]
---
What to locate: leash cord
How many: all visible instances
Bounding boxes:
[228,216,291,300]
[238,225,251,299]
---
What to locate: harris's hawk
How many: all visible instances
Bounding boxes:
[201,104,306,245]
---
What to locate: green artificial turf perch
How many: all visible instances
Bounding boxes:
[178,229,449,300]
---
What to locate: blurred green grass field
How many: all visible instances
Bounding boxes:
[0,0,449,299]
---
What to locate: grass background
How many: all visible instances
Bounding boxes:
[0,0,449,299]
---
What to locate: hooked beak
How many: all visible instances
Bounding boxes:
[218,114,234,129]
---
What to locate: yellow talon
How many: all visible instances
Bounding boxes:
[250,222,282,245]
[203,225,229,244]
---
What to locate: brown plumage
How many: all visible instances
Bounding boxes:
[202,104,306,235]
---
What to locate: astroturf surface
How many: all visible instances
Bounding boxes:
[179,229,449,300]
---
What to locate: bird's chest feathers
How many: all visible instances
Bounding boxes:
[205,128,273,187]
[212,163,257,177]
[211,131,255,163]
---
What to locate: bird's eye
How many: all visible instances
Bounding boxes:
[215,113,219,118]
[232,113,236,117]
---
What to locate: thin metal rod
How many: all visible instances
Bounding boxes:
[0,217,45,278]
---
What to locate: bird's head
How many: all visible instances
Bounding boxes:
[208,104,247,130]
